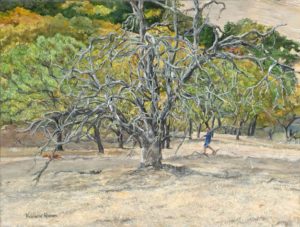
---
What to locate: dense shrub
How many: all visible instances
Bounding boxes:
[0,0,65,15]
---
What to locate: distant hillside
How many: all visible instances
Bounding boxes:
[180,0,300,42]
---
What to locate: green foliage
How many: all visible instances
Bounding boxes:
[222,19,300,131]
[199,25,214,48]
[0,0,132,24]
[223,19,300,65]
[263,33,300,65]
[59,3,80,18]
[0,0,66,15]
[0,7,102,52]
[144,2,164,25]
[56,0,132,24]
[70,16,94,34]
[0,34,85,125]
[223,19,266,37]
[95,0,132,24]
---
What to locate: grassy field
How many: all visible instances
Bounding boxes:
[1,134,300,226]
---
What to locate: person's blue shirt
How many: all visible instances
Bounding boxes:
[204,131,212,147]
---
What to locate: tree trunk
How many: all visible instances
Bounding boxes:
[112,128,124,148]
[248,115,258,136]
[247,124,251,136]
[204,120,210,128]
[165,121,171,149]
[93,125,104,153]
[197,123,202,138]
[252,115,257,136]
[55,131,63,151]
[289,128,293,138]
[141,139,162,169]
[284,126,289,140]
[280,116,299,140]
[211,116,215,137]
[117,131,124,149]
[189,119,193,140]
[162,119,166,149]
[268,128,274,140]
[236,122,243,140]
[236,128,240,140]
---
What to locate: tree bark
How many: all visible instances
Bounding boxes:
[93,125,104,153]
[117,131,124,149]
[197,123,202,138]
[268,128,274,140]
[247,114,258,136]
[236,121,243,140]
[141,138,162,169]
[204,120,210,128]
[162,119,166,149]
[236,128,240,140]
[189,119,193,140]
[165,120,171,149]
[247,124,251,136]
[284,126,289,140]
[289,128,293,138]
[54,116,63,151]
[55,131,64,151]
[278,115,300,140]
[211,116,215,137]
[111,128,124,148]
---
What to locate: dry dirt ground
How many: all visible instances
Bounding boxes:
[1,134,300,227]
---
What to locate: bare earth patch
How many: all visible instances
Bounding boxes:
[1,135,300,226]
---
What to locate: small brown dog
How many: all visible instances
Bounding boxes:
[42,153,62,160]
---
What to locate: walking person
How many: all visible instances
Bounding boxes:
[203,127,218,156]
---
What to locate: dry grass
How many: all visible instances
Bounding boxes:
[1,134,300,226]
